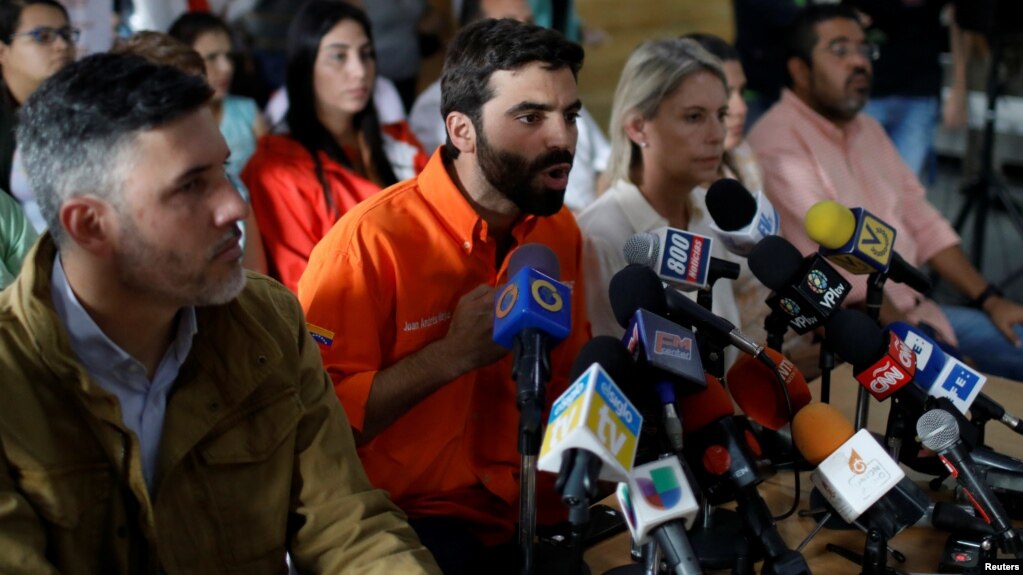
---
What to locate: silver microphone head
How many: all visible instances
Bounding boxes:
[623,232,659,268]
[917,409,960,453]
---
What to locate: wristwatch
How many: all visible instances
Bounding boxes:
[972,283,1004,309]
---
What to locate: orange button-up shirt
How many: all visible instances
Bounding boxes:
[748,90,960,343]
[298,151,591,544]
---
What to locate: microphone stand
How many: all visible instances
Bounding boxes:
[697,259,738,379]
[854,272,888,430]
[555,448,601,575]
[764,309,789,353]
[513,329,551,575]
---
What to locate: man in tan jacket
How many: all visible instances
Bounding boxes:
[0,52,440,574]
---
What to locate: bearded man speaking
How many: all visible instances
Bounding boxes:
[297,18,592,575]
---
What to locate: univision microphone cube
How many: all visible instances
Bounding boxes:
[538,364,642,483]
[617,457,700,545]
[819,207,896,275]
[493,266,572,349]
[766,255,851,334]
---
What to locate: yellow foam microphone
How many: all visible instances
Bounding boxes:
[804,200,857,250]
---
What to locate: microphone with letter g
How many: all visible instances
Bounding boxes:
[493,244,572,452]
[705,178,780,257]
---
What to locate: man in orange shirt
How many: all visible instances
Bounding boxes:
[299,18,590,574]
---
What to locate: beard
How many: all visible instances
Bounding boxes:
[476,127,573,216]
[813,68,871,123]
[114,212,246,308]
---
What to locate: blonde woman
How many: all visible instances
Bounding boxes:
[579,38,741,366]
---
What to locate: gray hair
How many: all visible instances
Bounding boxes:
[606,38,726,185]
[17,53,212,246]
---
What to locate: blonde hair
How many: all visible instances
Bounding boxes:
[606,38,726,185]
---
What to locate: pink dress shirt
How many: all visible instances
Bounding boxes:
[748,90,960,343]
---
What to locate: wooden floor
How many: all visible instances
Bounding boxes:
[574,0,735,130]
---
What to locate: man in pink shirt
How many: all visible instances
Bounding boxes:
[748,4,1023,381]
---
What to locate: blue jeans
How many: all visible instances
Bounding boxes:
[941,305,1023,382]
[864,96,939,182]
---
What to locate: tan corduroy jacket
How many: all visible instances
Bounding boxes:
[0,236,440,574]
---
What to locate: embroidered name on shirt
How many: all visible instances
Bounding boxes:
[403,311,452,332]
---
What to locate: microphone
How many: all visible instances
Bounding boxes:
[611,264,763,359]
[748,235,852,335]
[705,178,780,257]
[617,456,702,575]
[624,227,738,292]
[917,409,1022,555]
[682,376,812,574]
[887,322,1023,435]
[493,244,572,452]
[726,348,813,432]
[804,200,931,294]
[539,337,643,486]
[792,403,931,539]
[824,309,918,402]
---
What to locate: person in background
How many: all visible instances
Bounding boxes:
[748,4,1023,380]
[849,0,954,181]
[111,31,268,274]
[299,17,588,573]
[1,0,76,229]
[409,0,610,212]
[3,51,440,574]
[0,189,35,289]
[685,31,819,375]
[242,0,427,292]
[579,37,741,367]
[167,12,268,273]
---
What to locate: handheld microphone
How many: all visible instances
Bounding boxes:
[624,227,737,291]
[726,348,813,432]
[792,403,931,539]
[538,337,643,486]
[705,178,780,257]
[804,200,931,294]
[617,457,702,575]
[918,409,1022,555]
[748,235,852,335]
[886,322,1023,437]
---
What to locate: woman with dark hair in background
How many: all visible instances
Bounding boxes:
[242,0,427,292]
[169,12,268,186]
[1,0,75,231]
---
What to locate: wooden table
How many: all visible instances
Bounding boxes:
[584,364,1023,574]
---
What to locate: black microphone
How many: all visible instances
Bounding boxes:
[748,235,852,335]
[917,409,1023,556]
[705,178,781,257]
[609,264,764,358]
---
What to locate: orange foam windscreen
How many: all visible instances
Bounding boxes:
[726,348,812,431]
[679,374,735,434]
[791,402,855,466]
